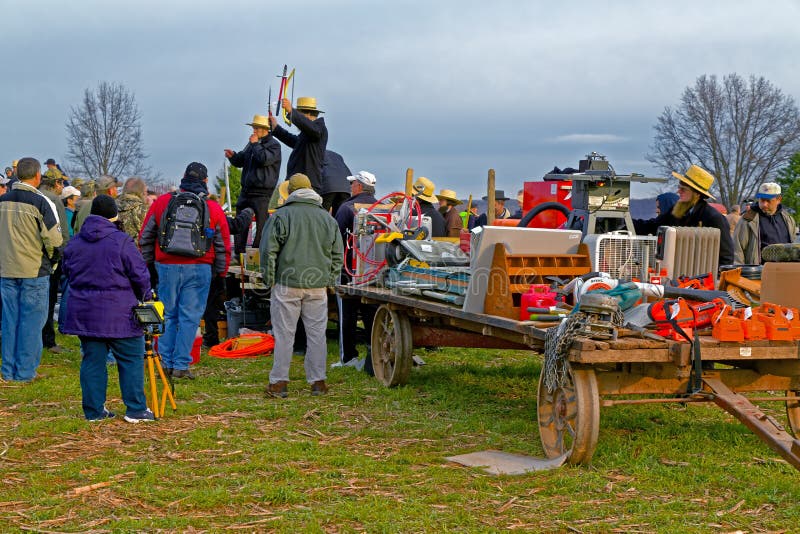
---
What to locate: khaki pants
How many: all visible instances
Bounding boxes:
[269,284,328,384]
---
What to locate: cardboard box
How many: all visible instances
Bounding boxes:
[761,263,800,308]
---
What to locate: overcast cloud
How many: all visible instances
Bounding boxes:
[1,0,798,198]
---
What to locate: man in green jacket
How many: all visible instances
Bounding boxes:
[260,173,343,398]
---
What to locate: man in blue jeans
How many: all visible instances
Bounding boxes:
[139,163,231,379]
[0,157,63,382]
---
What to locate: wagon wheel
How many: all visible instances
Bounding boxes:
[370,305,412,387]
[537,364,600,465]
[786,390,800,436]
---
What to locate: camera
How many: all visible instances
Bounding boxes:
[133,301,165,333]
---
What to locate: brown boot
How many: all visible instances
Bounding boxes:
[310,380,328,396]
[266,381,288,398]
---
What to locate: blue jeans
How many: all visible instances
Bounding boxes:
[80,336,147,419]
[1,277,50,381]
[156,263,211,370]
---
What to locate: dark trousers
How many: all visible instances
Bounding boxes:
[79,335,147,420]
[202,275,227,346]
[340,296,377,375]
[234,194,271,254]
[322,192,350,216]
[42,264,61,348]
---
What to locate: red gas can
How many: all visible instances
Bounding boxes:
[520,284,558,320]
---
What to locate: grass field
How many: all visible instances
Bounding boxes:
[1,333,798,533]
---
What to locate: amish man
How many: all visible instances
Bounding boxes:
[269,97,328,195]
[225,114,281,254]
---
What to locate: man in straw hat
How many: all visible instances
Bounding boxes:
[269,96,328,195]
[261,173,343,398]
[733,182,796,264]
[669,164,734,265]
[225,114,282,254]
[438,188,463,238]
[411,177,446,238]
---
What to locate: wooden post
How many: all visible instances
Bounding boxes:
[487,169,496,225]
[405,168,414,196]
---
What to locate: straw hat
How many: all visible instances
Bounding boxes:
[276,181,290,207]
[246,115,270,129]
[296,97,323,114]
[672,165,716,200]
[438,189,460,205]
[412,177,438,203]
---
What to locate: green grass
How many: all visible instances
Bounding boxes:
[1,334,799,532]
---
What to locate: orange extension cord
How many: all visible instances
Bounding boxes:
[208,333,275,359]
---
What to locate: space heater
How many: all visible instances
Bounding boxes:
[656,226,721,282]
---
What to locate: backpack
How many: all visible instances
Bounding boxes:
[157,192,213,257]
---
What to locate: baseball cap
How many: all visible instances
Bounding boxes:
[288,173,312,192]
[96,175,121,191]
[60,185,82,200]
[755,182,781,199]
[346,171,377,186]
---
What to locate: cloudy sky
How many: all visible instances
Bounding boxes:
[2,0,798,198]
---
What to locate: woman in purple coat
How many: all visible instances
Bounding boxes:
[62,195,154,423]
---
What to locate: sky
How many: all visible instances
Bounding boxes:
[2,0,799,199]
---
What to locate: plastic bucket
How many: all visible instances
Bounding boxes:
[191,337,202,365]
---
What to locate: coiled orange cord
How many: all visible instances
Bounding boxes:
[208,333,275,359]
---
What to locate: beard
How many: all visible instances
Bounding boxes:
[671,198,697,219]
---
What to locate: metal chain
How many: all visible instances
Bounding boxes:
[543,312,586,393]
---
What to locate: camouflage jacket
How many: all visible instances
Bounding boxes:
[116,193,147,241]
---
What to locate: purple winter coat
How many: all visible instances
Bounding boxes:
[62,215,151,339]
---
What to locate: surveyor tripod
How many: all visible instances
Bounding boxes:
[144,328,176,418]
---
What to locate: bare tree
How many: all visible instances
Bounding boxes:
[647,74,800,208]
[65,81,150,180]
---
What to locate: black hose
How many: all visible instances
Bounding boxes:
[516,202,572,228]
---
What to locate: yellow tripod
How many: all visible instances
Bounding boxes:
[144,329,176,418]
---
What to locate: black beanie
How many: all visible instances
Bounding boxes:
[91,194,119,221]
[180,162,209,195]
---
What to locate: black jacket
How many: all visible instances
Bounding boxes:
[272,112,328,194]
[228,135,281,198]
[419,201,446,238]
[321,150,351,195]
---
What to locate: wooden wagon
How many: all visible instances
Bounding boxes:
[337,284,800,470]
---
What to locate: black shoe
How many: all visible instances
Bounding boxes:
[172,369,195,380]
[162,367,173,377]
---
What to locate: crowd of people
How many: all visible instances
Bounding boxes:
[2,101,797,421]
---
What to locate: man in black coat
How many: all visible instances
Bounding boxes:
[667,165,734,266]
[269,97,328,195]
[225,114,281,254]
